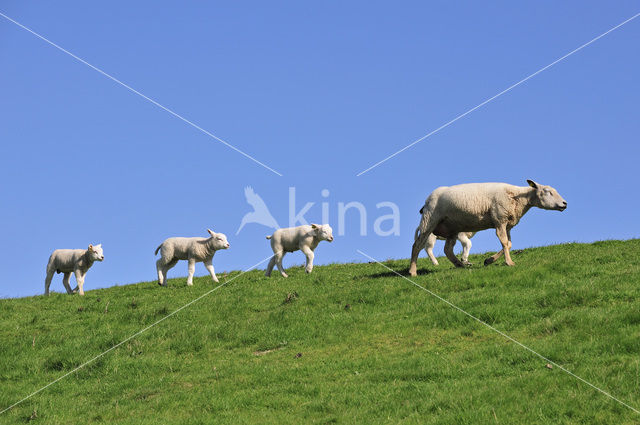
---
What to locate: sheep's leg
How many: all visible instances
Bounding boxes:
[459,233,473,265]
[186,258,196,286]
[444,237,465,267]
[504,228,514,266]
[409,217,439,276]
[265,256,276,277]
[156,259,164,286]
[44,269,55,296]
[160,259,178,287]
[424,233,439,266]
[410,231,431,276]
[275,251,288,278]
[484,248,504,266]
[485,225,513,266]
[61,272,74,294]
[74,270,85,296]
[204,258,219,283]
[301,246,315,273]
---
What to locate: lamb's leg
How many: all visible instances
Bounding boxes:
[74,270,85,296]
[424,233,439,266]
[459,233,473,265]
[44,268,55,296]
[275,251,288,278]
[301,246,315,273]
[265,256,276,277]
[444,237,465,267]
[186,258,196,286]
[203,258,219,283]
[61,272,74,294]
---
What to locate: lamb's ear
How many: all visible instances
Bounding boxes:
[207,229,215,237]
[88,244,94,252]
[527,179,539,189]
[311,224,319,230]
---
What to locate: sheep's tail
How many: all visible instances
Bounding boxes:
[266,235,272,240]
[415,201,434,242]
[154,244,162,255]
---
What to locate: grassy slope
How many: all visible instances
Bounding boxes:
[1,240,640,424]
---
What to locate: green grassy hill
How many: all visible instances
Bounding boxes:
[1,240,640,424]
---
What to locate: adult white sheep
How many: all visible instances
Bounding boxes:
[422,231,476,266]
[44,244,104,296]
[265,224,333,278]
[409,180,567,276]
[155,229,230,287]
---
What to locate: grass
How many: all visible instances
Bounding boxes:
[1,239,640,424]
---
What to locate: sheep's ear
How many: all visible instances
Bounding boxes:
[527,179,538,189]
[207,229,215,237]
[88,244,94,251]
[311,224,319,230]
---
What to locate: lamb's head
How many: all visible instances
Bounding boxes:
[311,224,334,242]
[527,180,567,211]
[207,229,230,250]
[87,244,104,261]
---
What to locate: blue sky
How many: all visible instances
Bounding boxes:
[0,1,638,297]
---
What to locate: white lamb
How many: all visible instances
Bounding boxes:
[422,231,476,266]
[155,229,230,287]
[409,180,567,276]
[265,224,334,277]
[44,244,104,296]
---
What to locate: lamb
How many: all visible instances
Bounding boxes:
[409,180,567,276]
[44,244,104,296]
[155,229,230,287]
[422,231,476,266]
[265,224,334,278]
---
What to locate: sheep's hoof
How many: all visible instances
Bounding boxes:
[305,269,312,274]
[484,257,495,266]
[265,272,271,278]
[281,273,289,278]
[462,261,473,267]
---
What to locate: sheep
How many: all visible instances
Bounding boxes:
[422,231,476,266]
[44,244,104,296]
[265,224,334,278]
[409,180,567,276]
[155,229,230,287]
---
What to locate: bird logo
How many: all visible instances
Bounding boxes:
[236,186,280,235]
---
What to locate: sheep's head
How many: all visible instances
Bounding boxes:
[207,229,230,250]
[528,180,567,211]
[87,244,104,261]
[311,224,334,242]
